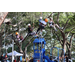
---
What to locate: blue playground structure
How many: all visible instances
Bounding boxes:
[33,38,54,62]
[50,47,65,62]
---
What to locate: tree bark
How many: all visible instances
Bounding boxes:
[58,30,67,61]
[0,12,8,27]
[18,45,23,53]
[0,33,2,56]
[57,12,60,25]
[67,34,74,59]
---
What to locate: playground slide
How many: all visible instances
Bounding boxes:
[43,55,54,62]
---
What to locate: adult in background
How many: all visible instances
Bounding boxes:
[65,54,69,62]
[4,53,8,62]
[1,54,4,62]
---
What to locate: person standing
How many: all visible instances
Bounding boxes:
[65,54,69,62]
[5,53,8,62]
[1,54,4,62]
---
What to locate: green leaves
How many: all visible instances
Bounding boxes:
[1,12,75,55]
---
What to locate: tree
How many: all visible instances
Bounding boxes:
[1,12,75,61]
[0,12,8,56]
[51,12,75,60]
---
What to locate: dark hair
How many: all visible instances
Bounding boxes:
[65,53,67,56]
[50,18,51,20]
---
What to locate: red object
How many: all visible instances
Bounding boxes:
[14,60,16,62]
[5,55,7,58]
[38,60,40,62]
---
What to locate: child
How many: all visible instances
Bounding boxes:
[27,24,36,36]
[16,32,24,41]
[16,32,20,41]
[49,18,62,31]
[39,17,43,25]
[19,35,24,41]
[36,17,47,34]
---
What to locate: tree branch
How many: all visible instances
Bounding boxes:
[57,12,60,25]
[23,37,34,55]
[69,33,74,49]
[47,12,54,18]
[0,12,8,27]
[66,43,70,50]
[55,32,62,45]
[66,27,75,38]
[63,19,69,31]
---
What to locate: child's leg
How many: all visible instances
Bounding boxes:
[17,35,20,41]
[36,27,40,34]
[31,32,36,35]
[50,25,57,31]
[53,25,57,31]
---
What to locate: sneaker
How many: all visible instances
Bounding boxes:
[39,31,42,36]
[33,35,37,38]
[36,34,38,36]
[59,27,63,30]
[34,34,39,38]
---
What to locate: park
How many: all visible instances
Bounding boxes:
[0,12,75,62]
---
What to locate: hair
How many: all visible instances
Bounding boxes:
[50,18,51,20]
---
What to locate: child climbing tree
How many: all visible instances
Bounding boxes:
[48,17,62,31]
[1,12,75,62]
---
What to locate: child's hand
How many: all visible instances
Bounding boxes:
[44,25,46,26]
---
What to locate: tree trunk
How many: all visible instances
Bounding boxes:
[23,47,27,61]
[67,34,74,59]
[60,31,67,61]
[19,45,23,53]
[62,41,66,53]
[61,40,66,61]
[0,34,2,57]
[68,50,71,59]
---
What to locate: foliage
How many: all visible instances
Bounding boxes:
[1,12,75,59]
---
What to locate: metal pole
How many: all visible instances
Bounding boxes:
[12,40,14,62]
[6,48,7,53]
[58,49,59,62]
[4,23,6,54]
[25,47,27,62]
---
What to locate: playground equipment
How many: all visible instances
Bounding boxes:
[33,38,54,62]
[50,47,65,62]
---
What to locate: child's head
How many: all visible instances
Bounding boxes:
[50,17,53,20]
[28,24,31,27]
[39,17,42,19]
[50,18,52,20]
